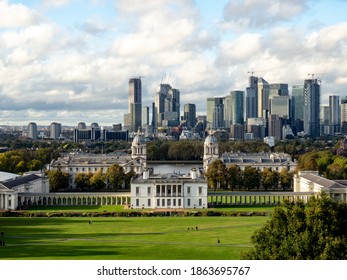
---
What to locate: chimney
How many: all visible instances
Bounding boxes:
[191,168,197,180]
[143,168,149,180]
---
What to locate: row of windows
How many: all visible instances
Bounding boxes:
[69,167,105,172]
[134,198,204,208]
[135,186,205,196]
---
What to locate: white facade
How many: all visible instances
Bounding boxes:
[131,169,208,209]
[294,171,347,203]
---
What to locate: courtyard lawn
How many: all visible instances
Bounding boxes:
[0,216,267,260]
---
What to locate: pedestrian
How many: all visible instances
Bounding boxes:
[196,226,198,231]
[217,238,220,245]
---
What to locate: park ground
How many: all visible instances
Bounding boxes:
[0,208,269,260]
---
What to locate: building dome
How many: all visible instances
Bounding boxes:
[204,133,217,145]
[132,133,144,146]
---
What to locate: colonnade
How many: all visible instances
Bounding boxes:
[208,192,316,206]
[18,192,131,208]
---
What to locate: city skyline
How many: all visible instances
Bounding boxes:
[1,0,347,126]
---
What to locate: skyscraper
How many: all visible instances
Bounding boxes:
[183,103,196,129]
[341,97,347,134]
[142,106,149,126]
[155,84,180,128]
[125,77,142,132]
[329,95,340,134]
[292,85,304,133]
[225,91,244,127]
[206,97,224,129]
[257,77,270,118]
[245,76,258,119]
[304,79,320,138]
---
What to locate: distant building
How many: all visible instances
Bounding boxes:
[50,122,62,140]
[124,77,142,132]
[27,122,37,140]
[183,103,196,129]
[304,79,320,138]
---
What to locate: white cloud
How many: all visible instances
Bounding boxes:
[0,0,41,28]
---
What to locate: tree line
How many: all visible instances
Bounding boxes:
[48,164,135,192]
[205,160,294,191]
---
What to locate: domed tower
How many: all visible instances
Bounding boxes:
[203,131,219,171]
[131,129,147,173]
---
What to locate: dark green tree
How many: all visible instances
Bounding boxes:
[243,194,347,260]
[279,169,294,190]
[261,168,279,190]
[226,164,243,190]
[243,166,261,191]
[90,170,106,190]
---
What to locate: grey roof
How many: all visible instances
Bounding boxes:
[2,174,41,189]
[300,173,347,189]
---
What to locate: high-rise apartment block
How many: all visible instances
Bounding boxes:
[50,122,61,140]
[27,122,37,140]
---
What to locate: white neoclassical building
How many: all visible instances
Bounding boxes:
[130,168,208,209]
[203,131,297,172]
[294,171,347,203]
[50,130,147,188]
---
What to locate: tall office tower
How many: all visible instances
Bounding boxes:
[270,96,291,120]
[292,85,305,133]
[320,106,330,135]
[206,97,224,129]
[230,124,244,140]
[142,106,149,126]
[155,84,180,128]
[246,75,258,119]
[257,77,270,118]
[329,95,340,135]
[50,122,61,140]
[27,122,37,140]
[125,77,142,132]
[245,87,257,119]
[304,79,320,138]
[268,114,282,140]
[151,102,155,127]
[224,91,244,127]
[341,97,347,134]
[183,103,196,129]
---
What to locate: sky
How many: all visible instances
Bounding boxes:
[1,0,347,127]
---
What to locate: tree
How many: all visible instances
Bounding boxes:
[279,169,294,190]
[227,164,243,191]
[105,164,126,190]
[243,166,261,191]
[48,170,69,191]
[75,172,93,190]
[205,160,228,190]
[261,168,279,190]
[90,170,106,190]
[242,193,347,260]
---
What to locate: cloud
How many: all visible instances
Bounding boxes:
[223,0,308,28]
[0,0,41,28]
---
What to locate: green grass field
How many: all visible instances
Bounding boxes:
[0,216,267,260]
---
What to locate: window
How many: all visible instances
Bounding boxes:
[162,199,165,206]
[136,187,140,195]
[76,168,79,172]
[178,199,181,207]
[147,187,151,195]
[157,199,160,207]
[187,187,191,194]
[156,185,160,195]
[167,199,171,207]
[199,187,203,194]
[82,168,85,172]
[187,199,191,207]
[148,199,151,207]
[173,199,176,207]
[136,199,139,207]
[199,199,202,206]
